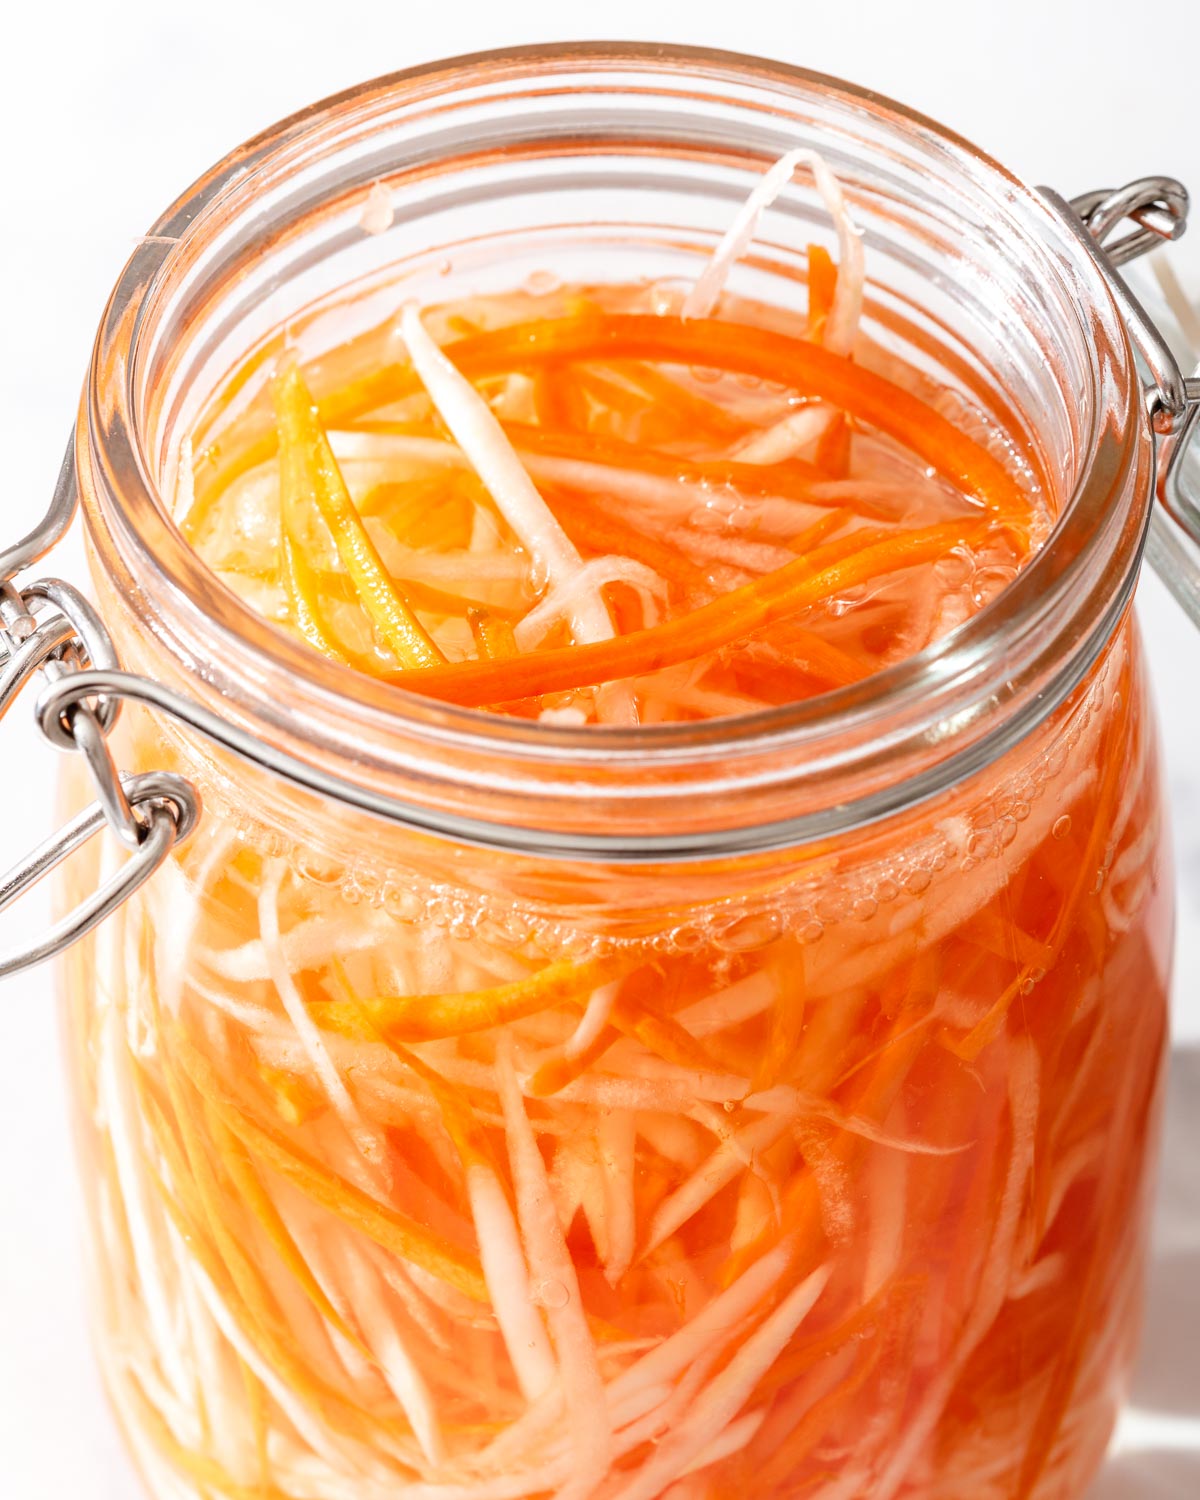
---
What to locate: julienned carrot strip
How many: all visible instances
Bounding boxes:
[442,315,1029,520]
[389,519,992,705]
[503,420,826,496]
[949,669,1132,1063]
[125,1369,298,1500]
[814,411,851,479]
[544,490,714,592]
[137,1070,397,1447]
[469,610,519,662]
[806,244,837,338]
[205,1105,369,1356]
[609,360,747,441]
[273,366,444,669]
[167,1023,489,1302]
[310,958,620,1044]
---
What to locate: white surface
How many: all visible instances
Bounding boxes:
[1,2,1199,1496]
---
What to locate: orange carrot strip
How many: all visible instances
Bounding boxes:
[443,315,1028,519]
[469,610,519,662]
[806,244,837,338]
[814,411,851,478]
[168,1024,488,1301]
[389,519,991,705]
[545,490,714,593]
[311,958,620,1044]
[504,420,825,496]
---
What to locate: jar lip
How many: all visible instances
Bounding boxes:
[80,41,1151,854]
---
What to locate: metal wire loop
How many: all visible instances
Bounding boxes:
[1070,177,1189,267]
[0,772,199,980]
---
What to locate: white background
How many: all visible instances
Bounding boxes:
[1,3,1198,1496]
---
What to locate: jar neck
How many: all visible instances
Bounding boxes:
[77,43,1151,860]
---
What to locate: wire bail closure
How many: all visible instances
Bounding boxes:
[0,445,199,978]
[1039,179,1200,566]
[1,176,1197,979]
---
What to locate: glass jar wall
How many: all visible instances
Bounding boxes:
[57,45,1174,1500]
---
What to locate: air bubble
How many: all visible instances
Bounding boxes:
[971,563,1018,607]
[689,365,722,385]
[1052,815,1072,841]
[524,270,560,295]
[715,910,783,952]
[903,868,932,895]
[851,897,878,922]
[296,850,343,886]
[796,920,825,945]
[533,1279,570,1310]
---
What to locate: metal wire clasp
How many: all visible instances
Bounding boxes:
[0,444,199,979]
[1038,177,1200,555]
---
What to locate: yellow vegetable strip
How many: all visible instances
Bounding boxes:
[272,364,443,668]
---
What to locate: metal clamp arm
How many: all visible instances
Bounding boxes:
[0,443,199,979]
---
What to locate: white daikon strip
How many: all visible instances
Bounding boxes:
[564,980,619,1058]
[606,1263,832,1500]
[607,1238,794,1405]
[599,1111,638,1287]
[642,1114,791,1257]
[683,149,864,357]
[741,1085,970,1156]
[496,1042,613,1500]
[400,306,614,649]
[330,430,466,469]
[258,860,388,1175]
[677,972,777,1037]
[203,912,397,983]
[679,1407,768,1476]
[514,557,667,650]
[733,403,836,465]
[336,1238,445,1467]
[467,1164,558,1402]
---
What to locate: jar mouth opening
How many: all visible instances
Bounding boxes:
[80,41,1151,851]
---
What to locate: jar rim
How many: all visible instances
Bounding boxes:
[78,41,1152,859]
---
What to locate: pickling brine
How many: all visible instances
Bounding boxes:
[56,55,1175,1500]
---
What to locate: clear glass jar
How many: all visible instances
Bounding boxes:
[56,42,1174,1500]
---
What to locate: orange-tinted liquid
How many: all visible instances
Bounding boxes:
[58,268,1170,1500]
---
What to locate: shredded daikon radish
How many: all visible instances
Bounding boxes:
[733,402,837,465]
[683,148,864,358]
[677,972,777,1036]
[606,1238,794,1406]
[400,306,615,647]
[607,1263,832,1500]
[514,557,667,650]
[679,1408,768,1476]
[599,1111,637,1287]
[258,860,389,1176]
[335,1237,445,1466]
[564,980,619,1058]
[495,1043,613,1500]
[466,1164,558,1403]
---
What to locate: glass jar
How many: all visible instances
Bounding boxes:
[31,41,1193,1500]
